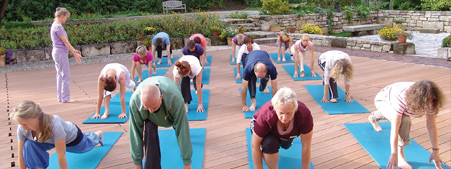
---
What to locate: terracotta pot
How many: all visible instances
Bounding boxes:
[290,28,296,33]
[239,29,244,34]
[227,37,233,46]
[212,31,218,36]
[398,35,406,43]
[0,54,5,67]
[140,36,146,41]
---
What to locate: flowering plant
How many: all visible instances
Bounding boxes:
[219,26,238,39]
[143,27,157,35]
[301,23,323,35]
[378,26,402,41]
[0,47,6,55]
[210,26,220,32]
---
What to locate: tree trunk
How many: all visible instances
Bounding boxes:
[389,0,393,10]
[0,0,9,23]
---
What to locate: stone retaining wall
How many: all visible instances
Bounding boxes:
[248,10,451,34]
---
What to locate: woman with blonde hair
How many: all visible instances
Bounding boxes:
[368,80,445,169]
[276,32,293,62]
[13,100,102,169]
[131,45,156,83]
[173,55,204,113]
[231,33,246,63]
[50,7,83,103]
[291,34,316,78]
[318,50,354,103]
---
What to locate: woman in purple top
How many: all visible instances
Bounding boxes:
[50,7,82,103]
[251,87,313,169]
[131,45,156,83]
[231,34,245,63]
[291,34,316,78]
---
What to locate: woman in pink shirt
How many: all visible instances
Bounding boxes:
[368,80,445,169]
[291,34,315,78]
[131,45,156,83]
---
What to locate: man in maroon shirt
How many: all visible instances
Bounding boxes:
[250,87,313,169]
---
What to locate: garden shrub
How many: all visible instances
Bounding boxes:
[261,0,291,15]
[301,23,323,35]
[442,35,451,47]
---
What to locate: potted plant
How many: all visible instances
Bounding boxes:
[220,27,238,46]
[270,24,281,32]
[288,26,296,33]
[0,47,9,67]
[210,26,220,36]
[395,29,413,43]
[238,25,248,34]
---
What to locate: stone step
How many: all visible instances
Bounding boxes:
[229,23,255,28]
[245,31,279,39]
[419,28,440,34]
[220,18,253,24]
[254,37,278,44]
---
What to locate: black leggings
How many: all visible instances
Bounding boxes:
[144,120,161,169]
[318,60,338,99]
[181,76,202,104]
[156,45,173,58]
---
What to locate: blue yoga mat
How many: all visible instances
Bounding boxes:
[305,85,370,115]
[245,128,315,169]
[239,87,272,118]
[156,56,179,68]
[233,67,260,84]
[187,89,209,121]
[134,69,169,84]
[345,123,450,169]
[230,54,236,65]
[270,53,294,64]
[203,55,213,66]
[48,132,123,169]
[83,92,133,124]
[282,65,322,81]
[190,68,211,85]
[143,128,206,169]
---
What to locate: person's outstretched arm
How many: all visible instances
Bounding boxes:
[300,130,313,169]
[59,35,82,64]
[195,70,204,112]
[93,77,104,119]
[241,80,249,111]
[387,114,403,169]
[426,113,443,168]
[310,44,316,77]
[55,138,68,169]
[251,133,264,169]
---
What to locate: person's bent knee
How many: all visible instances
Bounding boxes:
[261,134,280,154]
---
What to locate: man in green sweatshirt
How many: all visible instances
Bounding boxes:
[129,76,192,169]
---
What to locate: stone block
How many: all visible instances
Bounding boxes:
[82,43,111,57]
[261,22,272,31]
[170,37,184,50]
[393,42,415,55]
[419,28,440,33]
[423,21,444,30]
[371,45,382,52]
[383,45,392,52]
[111,41,136,54]
[437,47,451,60]
[210,36,226,46]
[16,49,46,63]
[330,38,346,48]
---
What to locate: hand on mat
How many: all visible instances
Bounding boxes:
[345,95,354,102]
[197,104,204,112]
[311,70,316,77]
[387,153,398,169]
[184,164,192,169]
[321,97,329,103]
[235,73,241,80]
[231,58,235,63]
[430,152,443,169]
[118,112,127,118]
[91,113,101,119]
[242,105,250,112]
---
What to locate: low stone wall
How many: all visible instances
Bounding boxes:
[377,10,451,33]
[437,47,451,60]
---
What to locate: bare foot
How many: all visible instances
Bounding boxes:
[330,98,338,103]
[277,57,281,61]
[368,115,382,132]
[300,71,305,78]
[398,153,412,169]
[100,112,109,119]
[94,130,103,147]
[264,87,270,94]
[157,60,162,64]
[250,99,256,111]
[185,103,189,113]
[137,79,142,83]
[282,57,286,62]
[153,69,157,74]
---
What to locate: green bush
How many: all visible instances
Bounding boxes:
[261,0,291,15]
[443,35,451,47]
[342,6,354,23]
[0,12,224,49]
[229,12,248,19]
[421,0,451,11]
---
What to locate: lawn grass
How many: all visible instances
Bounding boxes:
[329,32,352,37]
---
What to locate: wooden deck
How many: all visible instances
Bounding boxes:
[1,45,450,169]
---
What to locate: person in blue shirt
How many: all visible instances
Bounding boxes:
[151,32,173,65]
[241,50,279,112]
